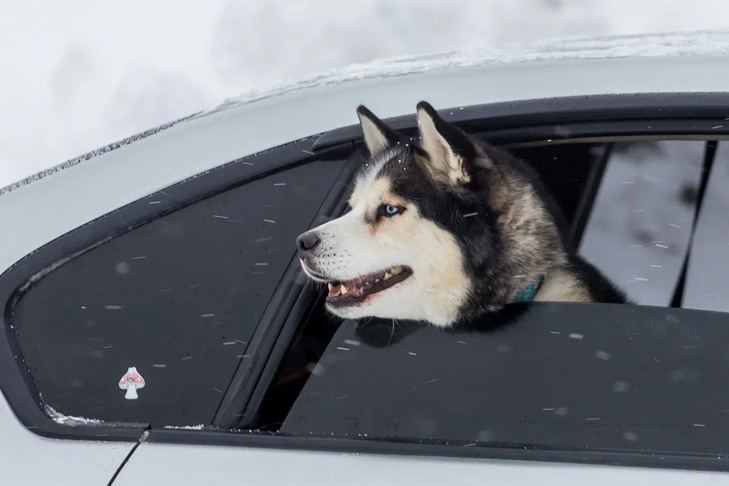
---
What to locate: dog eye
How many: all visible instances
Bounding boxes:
[379,204,404,218]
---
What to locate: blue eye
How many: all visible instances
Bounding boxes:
[381,204,403,217]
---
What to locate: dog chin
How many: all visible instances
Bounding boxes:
[325,303,454,327]
[327,303,414,322]
[325,303,368,320]
[325,288,406,320]
[324,288,443,324]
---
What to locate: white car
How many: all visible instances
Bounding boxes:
[3,31,729,485]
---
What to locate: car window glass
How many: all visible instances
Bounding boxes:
[10,158,344,426]
[683,142,729,312]
[279,304,729,456]
[578,141,704,305]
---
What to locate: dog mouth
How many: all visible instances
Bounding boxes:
[325,265,413,307]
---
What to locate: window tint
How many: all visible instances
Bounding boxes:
[11,158,344,426]
[509,140,708,306]
[579,141,704,306]
[684,142,729,312]
[280,304,729,456]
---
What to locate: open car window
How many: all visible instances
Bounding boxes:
[244,134,729,472]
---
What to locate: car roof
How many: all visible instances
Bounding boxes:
[2,32,729,278]
[210,30,729,115]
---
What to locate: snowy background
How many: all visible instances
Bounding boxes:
[2,0,729,188]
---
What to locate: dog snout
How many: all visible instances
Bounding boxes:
[296,231,321,254]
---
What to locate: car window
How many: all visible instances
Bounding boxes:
[279,303,729,456]
[578,141,704,306]
[245,137,729,470]
[9,157,345,427]
[683,142,729,312]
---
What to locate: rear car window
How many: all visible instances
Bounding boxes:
[9,158,344,426]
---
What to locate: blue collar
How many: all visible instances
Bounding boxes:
[516,276,544,303]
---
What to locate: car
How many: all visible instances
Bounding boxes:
[3,31,729,485]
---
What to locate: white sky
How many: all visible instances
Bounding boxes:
[1,0,729,187]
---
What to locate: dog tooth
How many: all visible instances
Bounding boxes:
[375,279,380,283]
[391,266,402,275]
[340,285,348,295]
[328,283,333,291]
[384,272,392,280]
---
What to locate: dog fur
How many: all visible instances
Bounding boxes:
[297,102,626,326]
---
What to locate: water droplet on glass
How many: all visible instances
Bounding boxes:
[623,431,639,442]
[114,262,130,274]
[475,430,493,442]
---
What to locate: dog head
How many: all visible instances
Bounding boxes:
[297,102,562,326]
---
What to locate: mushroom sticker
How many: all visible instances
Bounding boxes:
[119,367,145,400]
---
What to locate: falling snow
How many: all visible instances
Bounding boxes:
[623,431,639,442]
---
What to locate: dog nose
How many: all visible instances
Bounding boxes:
[297,231,321,253]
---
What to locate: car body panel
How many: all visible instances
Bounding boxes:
[0,394,133,485]
[116,442,725,486]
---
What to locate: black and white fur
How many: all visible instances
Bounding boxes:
[297,102,626,327]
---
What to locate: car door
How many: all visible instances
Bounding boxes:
[5,94,729,485]
[111,95,729,484]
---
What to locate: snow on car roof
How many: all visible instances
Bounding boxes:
[213,31,729,112]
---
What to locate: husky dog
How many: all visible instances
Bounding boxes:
[297,102,626,327]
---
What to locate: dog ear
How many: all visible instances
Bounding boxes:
[416,101,491,187]
[357,105,398,156]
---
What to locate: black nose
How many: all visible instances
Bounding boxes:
[297,231,321,253]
